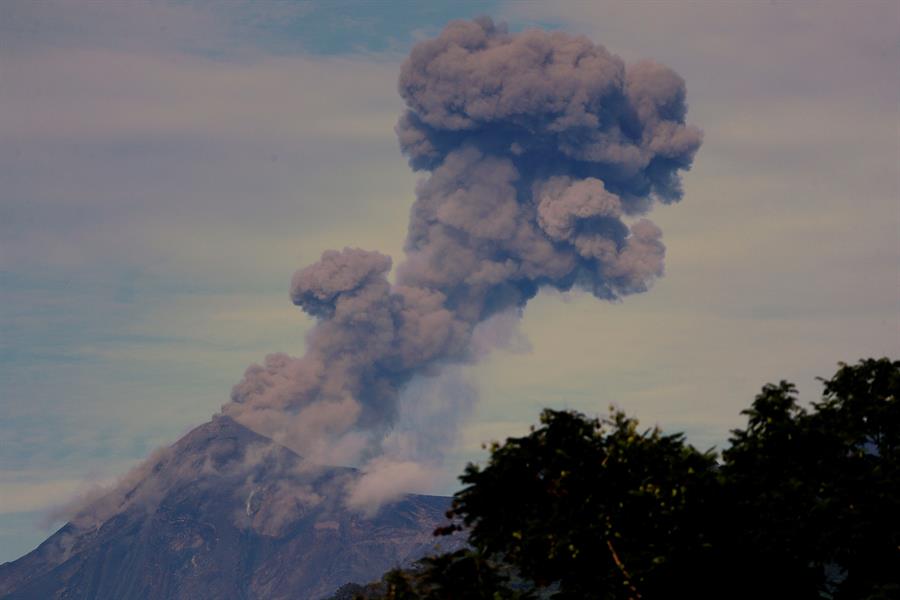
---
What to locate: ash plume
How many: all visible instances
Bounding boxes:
[224,17,702,510]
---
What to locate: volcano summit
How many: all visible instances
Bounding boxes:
[0,417,455,600]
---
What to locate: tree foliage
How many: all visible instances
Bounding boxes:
[346,358,899,599]
[721,358,900,598]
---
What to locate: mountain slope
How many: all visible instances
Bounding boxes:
[0,416,456,600]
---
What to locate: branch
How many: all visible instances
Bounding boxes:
[606,536,641,599]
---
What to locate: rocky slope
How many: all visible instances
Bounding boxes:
[0,416,456,599]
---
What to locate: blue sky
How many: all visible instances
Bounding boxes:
[1,0,898,562]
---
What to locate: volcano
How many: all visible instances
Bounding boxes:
[0,416,456,599]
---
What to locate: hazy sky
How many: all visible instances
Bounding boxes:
[1,0,898,562]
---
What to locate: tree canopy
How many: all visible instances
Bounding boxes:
[340,358,899,600]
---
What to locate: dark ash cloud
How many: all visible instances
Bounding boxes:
[224,17,702,511]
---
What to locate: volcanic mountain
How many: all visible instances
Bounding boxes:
[0,416,457,600]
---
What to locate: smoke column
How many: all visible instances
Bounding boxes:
[223,17,702,509]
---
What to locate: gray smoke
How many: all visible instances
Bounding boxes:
[224,17,701,510]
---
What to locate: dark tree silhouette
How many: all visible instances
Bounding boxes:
[720,358,900,598]
[340,358,899,600]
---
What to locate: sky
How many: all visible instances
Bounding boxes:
[1,0,898,563]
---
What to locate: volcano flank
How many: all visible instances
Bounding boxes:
[0,417,456,600]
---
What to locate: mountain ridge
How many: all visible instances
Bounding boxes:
[0,416,457,600]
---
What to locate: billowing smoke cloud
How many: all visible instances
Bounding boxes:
[224,17,701,511]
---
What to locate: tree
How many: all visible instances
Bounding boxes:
[446,409,720,599]
[345,358,899,600]
[721,358,900,598]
